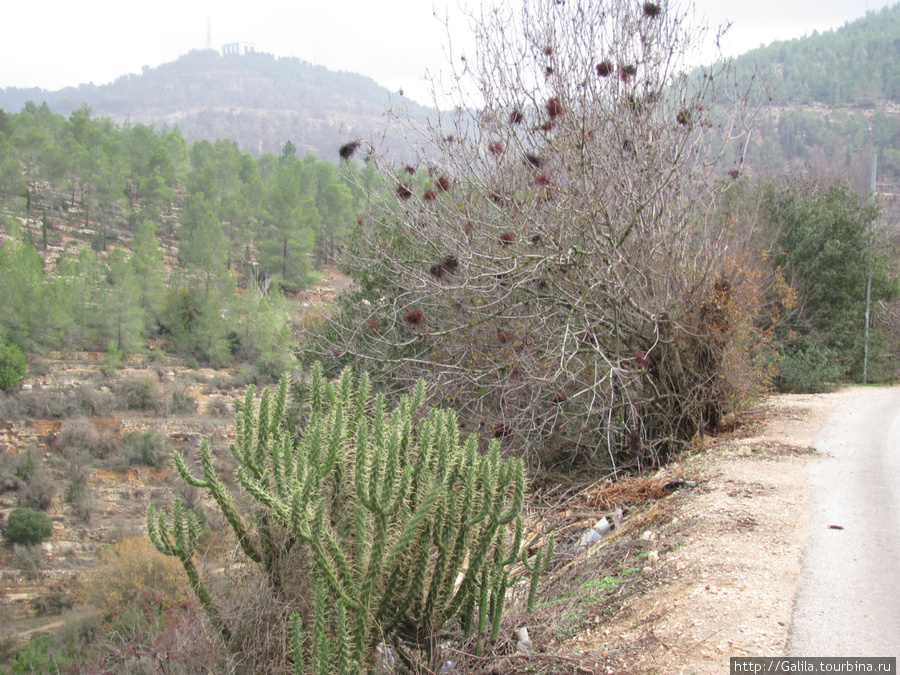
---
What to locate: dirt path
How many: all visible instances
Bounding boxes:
[9,619,65,640]
[569,388,864,674]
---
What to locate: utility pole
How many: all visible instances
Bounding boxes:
[863,154,877,384]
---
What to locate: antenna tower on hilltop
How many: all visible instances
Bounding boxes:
[207,18,212,50]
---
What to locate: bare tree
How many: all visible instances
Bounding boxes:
[314,0,773,473]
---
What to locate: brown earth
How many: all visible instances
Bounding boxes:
[550,388,861,674]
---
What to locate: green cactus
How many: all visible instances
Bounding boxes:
[148,362,545,673]
[522,534,555,612]
[147,498,230,644]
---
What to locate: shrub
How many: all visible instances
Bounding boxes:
[56,418,116,459]
[17,466,56,511]
[13,543,47,580]
[77,537,189,625]
[313,0,771,472]
[0,342,27,391]
[764,180,899,384]
[169,388,197,415]
[206,396,231,418]
[5,634,69,674]
[13,446,39,482]
[12,447,56,510]
[775,343,844,393]
[60,444,93,523]
[0,451,20,491]
[18,388,79,419]
[0,392,26,421]
[59,609,100,659]
[107,429,170,469]
[68,489,93,524]
[74,382,112,416]
[113,375,163,412]
[6,507,53,545]
[31,587,74,616]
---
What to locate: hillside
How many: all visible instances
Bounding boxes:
[729,2,900,107]
[696,4,900,200]
[3,11,900,180]
[0,50,431,161]
[3,6,900,673]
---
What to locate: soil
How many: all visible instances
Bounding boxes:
[558,388,863,674]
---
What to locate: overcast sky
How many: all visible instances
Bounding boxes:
[2,1,897,106]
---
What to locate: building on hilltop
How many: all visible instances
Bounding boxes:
[223,42,256,56]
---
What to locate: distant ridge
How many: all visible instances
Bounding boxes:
[728,2,900,106]
[0,49,432,161]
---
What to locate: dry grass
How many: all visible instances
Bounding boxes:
[444,474,684,674]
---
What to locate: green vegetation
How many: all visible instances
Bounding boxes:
[730,4,900,108]
[149,364,548,672]
[1,2,900,673]
[719,178,899,391]
[3,633,70,674]
[0,342,27,390]
[5,507,53,545]
[0,104,370,372]
[765,180,897,388]
[717,5,900,183]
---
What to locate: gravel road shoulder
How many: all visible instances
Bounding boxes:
[568,388,863,674]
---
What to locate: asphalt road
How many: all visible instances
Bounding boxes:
[788,387,900,656]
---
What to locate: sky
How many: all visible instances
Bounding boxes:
[2,1,897,107]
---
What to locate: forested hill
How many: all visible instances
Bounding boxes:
[0,50,430,161]
[730,2,900,106]
[709,2,900,193]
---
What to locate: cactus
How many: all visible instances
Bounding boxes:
[522,534,555,611]
[148,362,540,673]
[147,498,230,644]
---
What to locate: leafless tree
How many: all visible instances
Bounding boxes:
[314,0,774,473]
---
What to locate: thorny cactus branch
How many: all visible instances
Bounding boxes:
[147,499,230,644]
[149,362,550,672]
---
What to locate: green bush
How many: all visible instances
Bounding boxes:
[0,342,28,390]
[765,181,899,383]
[6,507,53,545]
[775,343,844,392]
[6,633,70,674]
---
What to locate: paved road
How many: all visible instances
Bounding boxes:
[788,387,900,656]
